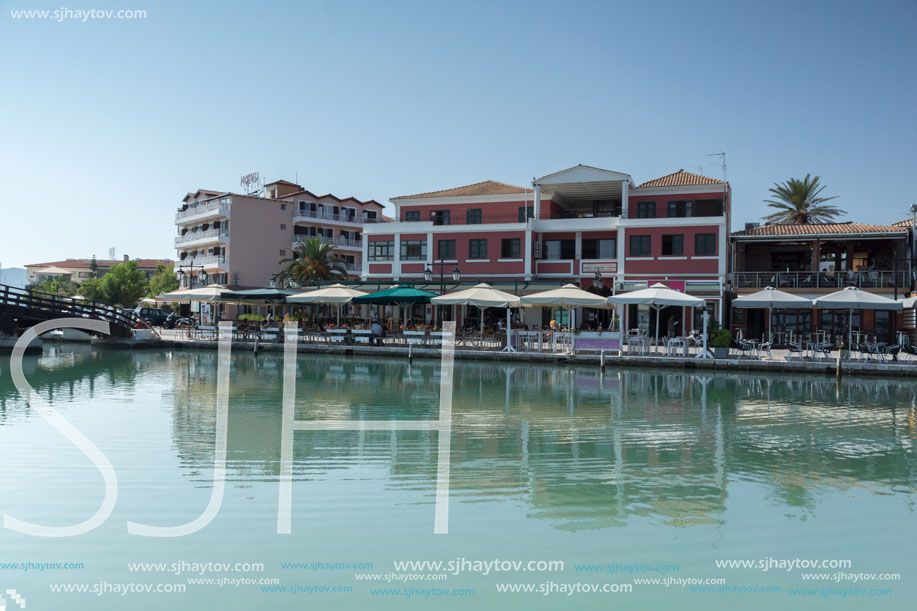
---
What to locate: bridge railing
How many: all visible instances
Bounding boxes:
[0,284,147,338]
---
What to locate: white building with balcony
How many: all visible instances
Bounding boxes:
[174,181,382,288]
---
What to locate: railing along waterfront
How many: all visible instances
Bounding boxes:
[732,270,909,290]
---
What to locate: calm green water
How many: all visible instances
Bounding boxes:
[0,344,914,610]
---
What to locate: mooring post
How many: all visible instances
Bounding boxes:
[600,349,606,372]
[408,342,413,363]
[836,347,842,381]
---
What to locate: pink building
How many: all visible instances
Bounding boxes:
[361,165,731,328]
[175,181,383,288]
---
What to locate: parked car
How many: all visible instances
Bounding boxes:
[134,307,170,327]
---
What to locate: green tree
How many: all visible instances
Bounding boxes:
[31,276,80,297]
[78,277,106,302]
[147,263,179,296]
[762,174,845,224]
[277,238,348,285]
[89,255,99,278]
[99,261,148,307]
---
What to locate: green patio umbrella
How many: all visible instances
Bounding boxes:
[221,288,298,321]
[222,288,298,301]
[352,284,437,327]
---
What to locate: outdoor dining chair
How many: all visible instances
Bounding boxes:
[733,339,753,359]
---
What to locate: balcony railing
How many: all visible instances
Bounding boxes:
[294,209,367,224]
[625,203,724,220]
[175,199,228,221]
[549,211,620,220]
[175,228,229,245]
[293,236,362,249]
[177,254,227,269]
[399,213,528,225]
[732,270,908,290]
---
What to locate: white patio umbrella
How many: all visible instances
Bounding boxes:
[161,284,227,301]
[161,285,227,324]
[431,283,520,350]
[520,282,609,337]
[287,283,368,324]
[609,283,704,353]
[733,287,813,342]
[732,286,813,309]
[814,287,902,349]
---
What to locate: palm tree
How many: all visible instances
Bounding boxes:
[762,174,845,224]
[277,237,348,285]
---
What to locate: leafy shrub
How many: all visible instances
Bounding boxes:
[710,329,732,348]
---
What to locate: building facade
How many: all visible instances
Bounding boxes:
[362,165,730,325]
[25,256,172,286]
[175,181,383,288]
[730,222,913,343]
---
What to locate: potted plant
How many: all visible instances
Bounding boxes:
[710,329,731,359]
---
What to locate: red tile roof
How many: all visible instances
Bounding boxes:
[638,169,725,188]
[396,180,532,199]
[732,222,905,237]
[280,188,384,208]
[25,259,172,269]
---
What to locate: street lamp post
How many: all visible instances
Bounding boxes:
[425,260,460,325]
[177,263,207,324]
[177,263,206,288]
[424,260,460,295]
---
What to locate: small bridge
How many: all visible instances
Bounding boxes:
[0,284,143,338]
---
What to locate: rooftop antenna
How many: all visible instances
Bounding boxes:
[706,151,729,224]
[108,247,116,260]
[706,151,727,183]
[693,164,704,175]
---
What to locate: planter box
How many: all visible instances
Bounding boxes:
[713,347,730,359]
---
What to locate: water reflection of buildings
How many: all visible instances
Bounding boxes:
[2,347,915,529]
[0,344,165,420]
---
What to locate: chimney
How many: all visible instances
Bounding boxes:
[123,254,129,261]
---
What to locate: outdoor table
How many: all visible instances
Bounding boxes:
[351,329,372,344]
[746,339,761,359]
[628,335,650,356]
[326,329,348,343]
[403,330,427,345]
[666,337,687,357]
[804,341,818,359]
[806,341,832,360]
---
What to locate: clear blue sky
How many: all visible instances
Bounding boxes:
[1,0,915,269]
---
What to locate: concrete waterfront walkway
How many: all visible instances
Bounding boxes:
[100,333,917,379]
